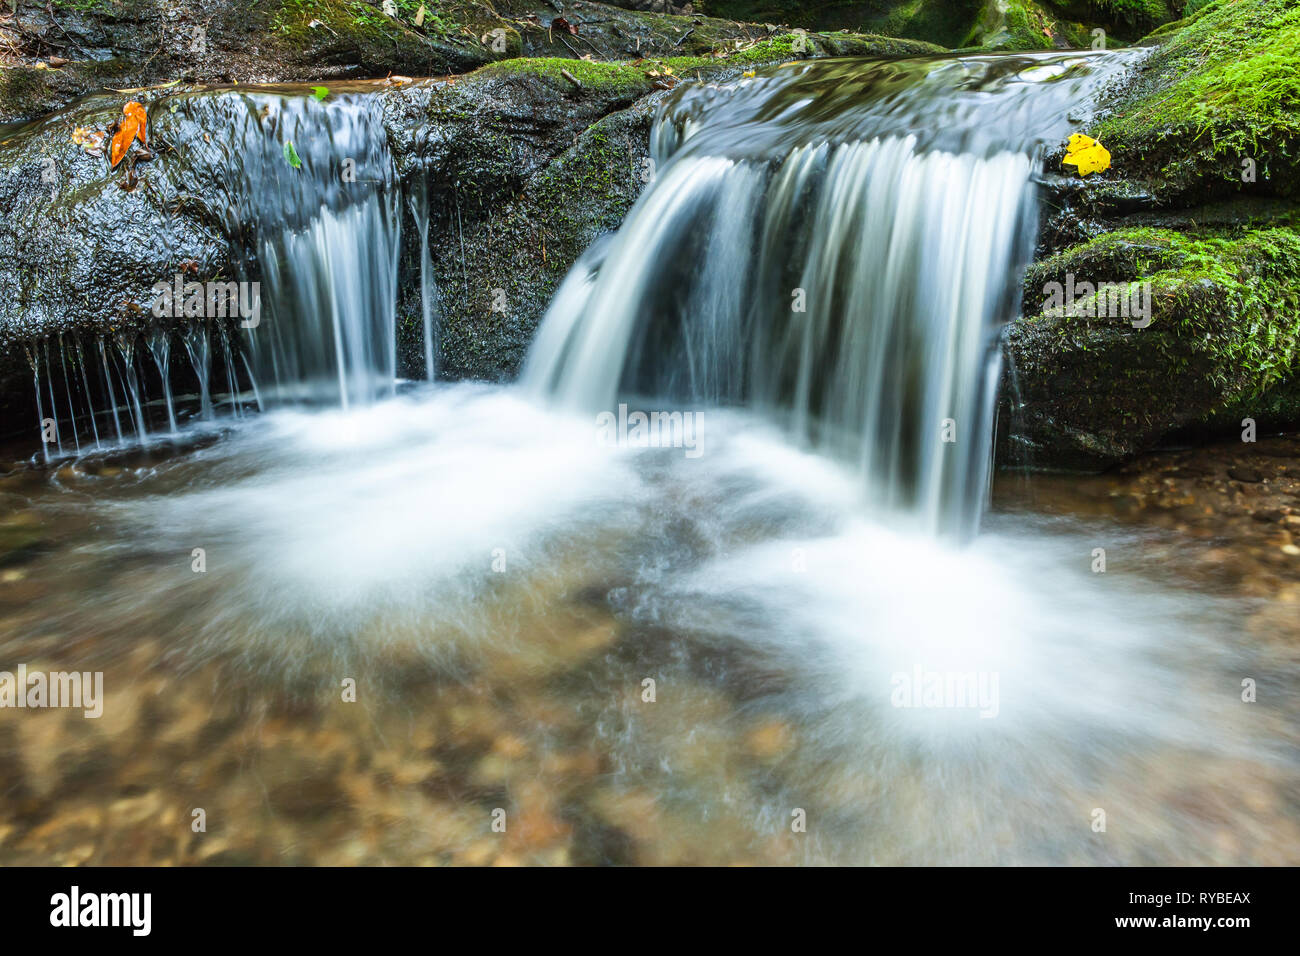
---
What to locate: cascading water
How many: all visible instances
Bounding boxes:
[525,52,1145,532]
[194,88,402,409]
[7,50,1298,867]
[21,86,412,458]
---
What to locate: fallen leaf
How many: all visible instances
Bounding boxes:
[107,101,147,167]
[71,126,106,157]
[311,86,329,101]
[385,75,413,86]
[415,4,426,27]
[551,17,579,35]
[110,120,136,168]
[283,140,302,169]
[107,79,181,94]
[124,101,147,145]
[1062,133,1111,176]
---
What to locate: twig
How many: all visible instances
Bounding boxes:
[556,33,581,58]
[560,68,582,91]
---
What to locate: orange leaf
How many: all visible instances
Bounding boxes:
[110,116,137,168]
[124,101,147,145]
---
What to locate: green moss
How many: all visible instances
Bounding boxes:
[1010,219,1300,462]
[1096,0,1300,197]
[1027,224,1300,393]
[968,0,1095,52]
[273,0,465,49]
[1085,0,1174,24]
[473,57,652,97]
[50,0,125,12]
[1004,0,1052,50]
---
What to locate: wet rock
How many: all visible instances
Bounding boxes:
[1,26,929,434]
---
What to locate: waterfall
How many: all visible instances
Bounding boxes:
[524,51,1145,533]
[23,88,409,458]
[409,177,442,382]
[211,90,402,409]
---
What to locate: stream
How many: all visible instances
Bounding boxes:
[1,49,1297,866]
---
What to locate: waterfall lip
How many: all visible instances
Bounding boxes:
[655,47,1151,163]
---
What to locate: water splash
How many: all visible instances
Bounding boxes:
[525,50,1146,533]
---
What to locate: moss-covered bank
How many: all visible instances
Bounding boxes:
[1007,224,1300,468]
[1001,0,1300,469]
[1094,0,1300,203]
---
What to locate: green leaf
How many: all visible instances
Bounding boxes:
[283,140,302,169]
[311,86,329,101]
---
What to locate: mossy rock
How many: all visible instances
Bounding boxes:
[966,0,1099,51]
[1004,223,1300,469]
[5,0,836,124]
[1091,0,1300,204]
[690,1,988,49]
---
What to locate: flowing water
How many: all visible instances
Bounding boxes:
[525,52,1145,534]
[23,86,402,458]
[2,51,1297,866]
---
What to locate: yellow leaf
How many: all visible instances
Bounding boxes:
[1062,132,1111,176]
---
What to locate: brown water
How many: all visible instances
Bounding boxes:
[0,387,1296,865]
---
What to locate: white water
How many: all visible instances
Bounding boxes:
[525,52,1145,533]
[220,90,402,408]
